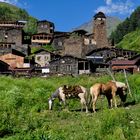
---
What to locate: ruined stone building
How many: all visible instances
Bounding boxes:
[31,20,55,47]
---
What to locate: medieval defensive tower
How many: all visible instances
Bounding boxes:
[93,12,108,48]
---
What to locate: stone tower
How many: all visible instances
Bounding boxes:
[93,12,108,48]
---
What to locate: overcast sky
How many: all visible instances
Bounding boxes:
[0,0,140,31]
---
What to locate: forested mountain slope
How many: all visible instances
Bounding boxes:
[116,29,140,52]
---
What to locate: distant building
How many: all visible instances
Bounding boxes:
[0,21,28,55]
[111,55,140,73]
[52,31,70,53]
[37,20,55,34]
[49,55,90,75]
[31,33,53,46]
[31,20,55,47]
[63,30,97,58]
[0,49,25,68]
[86,47,138,72]
[34,49,60,67]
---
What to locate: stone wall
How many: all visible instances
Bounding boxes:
[63,36,85,58]
[50,56,78,74]
[0,28,23,46]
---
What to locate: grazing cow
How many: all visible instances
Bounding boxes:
[90,81,127,112]
[48,85,89,113]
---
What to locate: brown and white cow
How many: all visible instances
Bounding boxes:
[90,81,127,112]
[48,85,89,113]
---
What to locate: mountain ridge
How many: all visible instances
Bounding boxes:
[73,16,122,37]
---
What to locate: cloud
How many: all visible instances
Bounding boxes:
[0,0,19,5]
[106,0,112,5]
[96,0,134,15]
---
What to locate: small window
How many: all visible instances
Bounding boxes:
[44,25,48,28]
[85,62,89,70]
[44,56,49,61]
[37,56,41,61]
[66,65,71,71]
[56,66,58,71]
[58,41,62,46]
[50,29,53,33]
[78,62,84,70]
[40,36,43,40]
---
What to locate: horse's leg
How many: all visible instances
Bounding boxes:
[91,87,100,113]
[110,98,113,108]
[93,95,98,113]
[106,96,112,108]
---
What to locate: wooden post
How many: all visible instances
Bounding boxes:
[107,68,116,81]
[123,69,132,97]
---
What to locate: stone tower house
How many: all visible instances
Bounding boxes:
[37,20,54,34]
[93,12,108,48]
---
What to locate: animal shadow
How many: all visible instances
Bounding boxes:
[117,100,136,107]
[70,108,99,113]
[124,100,136,107]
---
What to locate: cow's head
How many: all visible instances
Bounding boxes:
[117,86,127,103]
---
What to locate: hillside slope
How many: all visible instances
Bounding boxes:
[0,2,29,21]
[116,29,140,52]
[73,16,121,37]
[110,6,140,44]
[0,2,37,34]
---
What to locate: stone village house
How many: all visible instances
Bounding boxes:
[49,55,89,75]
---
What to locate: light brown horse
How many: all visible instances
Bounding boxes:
[90,81,127,112]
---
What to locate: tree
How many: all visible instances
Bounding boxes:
[24,16,38,35]
[110,6,140,44]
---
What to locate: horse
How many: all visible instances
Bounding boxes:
[90,81,127,112]
[48,85,89,113]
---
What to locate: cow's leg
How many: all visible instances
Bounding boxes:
[79,93,88,113]
[59,87,66,109]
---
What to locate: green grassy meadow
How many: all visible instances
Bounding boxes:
[0,74,140,140]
